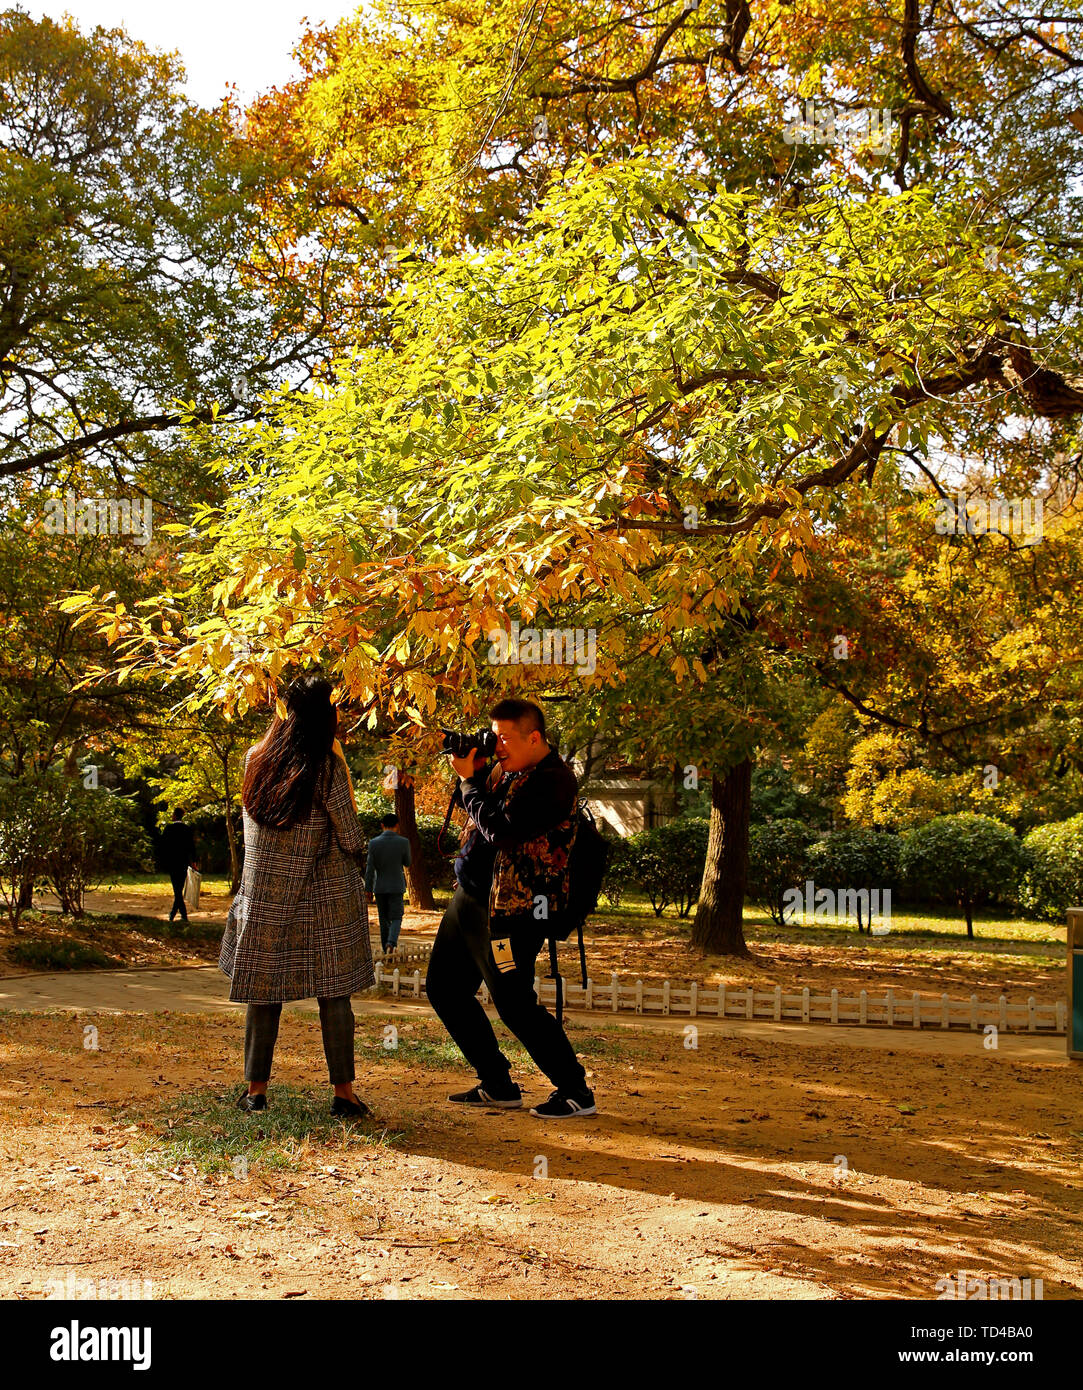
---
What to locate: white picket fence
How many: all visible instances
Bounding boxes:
[371,957,1065,1035]
[371,939,432,966]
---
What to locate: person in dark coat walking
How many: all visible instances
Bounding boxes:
[160,808,196,924]
[364,813,412,951]
[219,672,374,1119]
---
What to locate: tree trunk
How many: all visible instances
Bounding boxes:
[9,879,30,932]
[395,772,435,910]
[225,811,241,893]
[965,902,974,939]
[691,758,753,956]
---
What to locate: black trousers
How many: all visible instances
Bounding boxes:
[243,996,355,1085]
[425,885,586,1094]
[167,867,188,922]
[374,891,405,950]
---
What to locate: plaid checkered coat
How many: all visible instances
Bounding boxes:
[219,750,374,1003]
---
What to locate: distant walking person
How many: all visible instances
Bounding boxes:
[365,814,412,951]
[219,672,374,1119]
[160,808,196,924]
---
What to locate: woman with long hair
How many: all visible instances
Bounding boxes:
[219,671,373,1117]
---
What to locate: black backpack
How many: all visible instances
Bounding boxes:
[439,782,611,1024]
[546,800,612,1024]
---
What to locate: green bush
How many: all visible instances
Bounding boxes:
[599,829,633,908]
[1,773,151,923]
[900,813,1026,938]
[1019,814,1083,921]
[9,937,121,970]
[0,777,49,929]
[746,819,817,925]
[35,776,153,915]
[625,818,710,917]
[806,829,901,932]
[354,788,395,828]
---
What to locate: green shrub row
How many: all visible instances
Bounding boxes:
[746,813,1081,934]
[599,811,1083,934]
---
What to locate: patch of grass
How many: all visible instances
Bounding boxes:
[108,874,234,897]
[126,916,222,943]
[8,938,122,970]
[366,1035,493,1069]
[593,892,1064,946]
[344,1014,654,1067]
[744,905,1064,946]
[563,1028,654,1062]
[125,1083,402,1176]
[341,1017,534,1070]
[9,909,220,942]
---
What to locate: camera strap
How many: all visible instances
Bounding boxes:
[437,789,458,859]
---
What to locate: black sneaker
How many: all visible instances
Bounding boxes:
[235,1089,267,1113]
[331,1095,371,1120]
[448,1083,522,1109]
[529,1088,596,1118]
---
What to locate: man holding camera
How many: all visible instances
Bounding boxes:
[426,697,596,1118]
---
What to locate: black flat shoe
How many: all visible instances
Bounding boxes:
[236,1088,267,1112]
[331,1095,370,1120]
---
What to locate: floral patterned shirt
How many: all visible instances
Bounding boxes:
[459,748,578,929]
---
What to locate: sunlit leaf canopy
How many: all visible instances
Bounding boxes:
[245,0,1083,327]
[63,142,1065,754]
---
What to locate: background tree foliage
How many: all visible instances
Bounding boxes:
[0,9,321,497]
[20,0,1083,952]
[0,10,333,869]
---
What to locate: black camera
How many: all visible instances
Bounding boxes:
[440,727,497,759]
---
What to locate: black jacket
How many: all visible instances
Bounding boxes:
[160,821,195,872]
[458,749,578,927]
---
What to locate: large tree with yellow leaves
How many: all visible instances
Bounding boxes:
[65,0,1083,952]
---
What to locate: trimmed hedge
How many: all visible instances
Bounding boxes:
[0,773,151,923]
[1019,814,1083,922]
[746,819,818,926]
[624,819,710,917]
[899,813,1025,937]
[599,829,634,908]
[9,937,122,970]
[806,829,900,931]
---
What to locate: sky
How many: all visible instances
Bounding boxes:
[26,1,366,106]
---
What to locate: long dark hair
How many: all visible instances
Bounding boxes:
[243,672,338,828]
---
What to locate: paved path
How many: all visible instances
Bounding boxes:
[0,963,1072,1064]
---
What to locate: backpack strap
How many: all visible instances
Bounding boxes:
[545,921,587,1031]
[548,934,563,1027]
[544,797,594,1030]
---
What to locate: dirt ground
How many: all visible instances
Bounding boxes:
[1,1005,1081,1301]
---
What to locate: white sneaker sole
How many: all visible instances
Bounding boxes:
[529,1103,597,1118]
[449,1093,523,1109]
